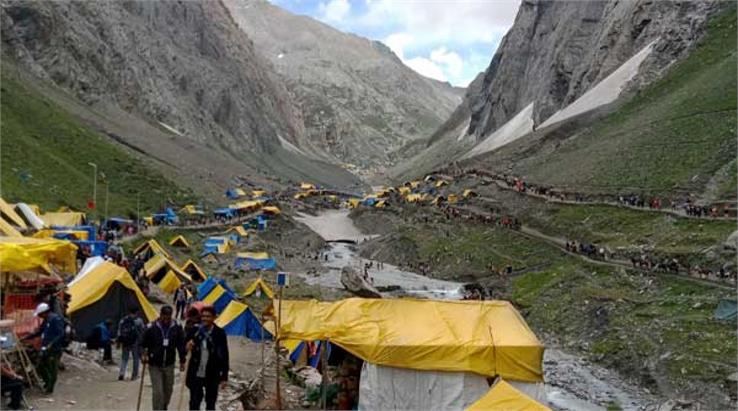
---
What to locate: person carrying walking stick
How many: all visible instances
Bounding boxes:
[140,306,186,410]
[185,306,229,411]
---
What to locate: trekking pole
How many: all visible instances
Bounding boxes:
[136,362,146,411]
[176,353,190,411]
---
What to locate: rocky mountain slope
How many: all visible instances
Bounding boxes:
[1,0,360,190]
[223,0,463,169]
[394,0,733,197]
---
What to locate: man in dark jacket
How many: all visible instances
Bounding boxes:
[22,303,65,394]
[140,306,186,410]
[185,306,229,411]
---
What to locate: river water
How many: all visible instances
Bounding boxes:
[294,210,659,410]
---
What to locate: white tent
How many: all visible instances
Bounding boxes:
[69,256,105,287]
[15,203,46,230]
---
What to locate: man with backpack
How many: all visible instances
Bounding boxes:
[141,306,186,410]
[21,303,65,394]
[118,307,145,381]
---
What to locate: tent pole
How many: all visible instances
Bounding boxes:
[320,339,327,410]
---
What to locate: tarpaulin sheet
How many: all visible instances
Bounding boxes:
[145,254,191,284]
[168,235,190,248]
[275,298,544,381]
[0,198,27,229]
[132,239,171,259]
[466,379,550,411]
[243,277,275,299]
[226,226,249,237]
[215,300,272,341]
[41,212,86,227]
[202,284,234,314]
[0,237,77,273]
[67,261,157,321]
[15,203,46,230]
[157,270,182,294]
[181,259,208,282]
[261,206,281,215]
[0,218,22,237]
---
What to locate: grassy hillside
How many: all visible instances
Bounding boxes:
[469,6,737,197]
[0,72,197,217]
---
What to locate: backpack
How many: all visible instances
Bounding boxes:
[118,316,138,346]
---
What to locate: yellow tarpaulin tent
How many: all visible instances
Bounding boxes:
[180,205,201,215]
[33,229,88,241]
[448,194,459,204]
[145,254,191,282]
[214,300,248,328]
[406,194,427,203]
[243,277,275,299]
[234,188,247,197]
[226,226,249,237]
[466,380,550,411]
[181,259,208,282]
[435,180,449,187]
[0,198,27,229]
[398,186,411,196]
[463,189,479,198]
[41,212,86,227]
[157,270,182,294]
[375,201,387,208]
[237,252,270,259]
[67,261,157,321]
[300,182,316,190]
[275,298,544,381]
[230,200,261,211]
[133,239,171,259]
[168,235,190,248]
[262,206,281,215]
[202,253,219,264]
[252,190,266,198]
[347,199,360,208]
[409,181,421,189]
[202,285,227,305]
[0,237,77,273]
[0,218,22,237]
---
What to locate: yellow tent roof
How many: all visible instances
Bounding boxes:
[398,187,411,196]
[448,194,459,204]
[0,218,22,237]
[406,194,427,203]
[237,252,270,260]
[180,205,202,215]
[409,181,421,188]
[375,201,386,208]
[262,206,281,215]
[276,298,544,381]
[32,229,88,241]
[243,277,275,299]
[133,239,172,259]
[214,300,249,328]
[230,200,261,210]
[0,236,77,273]
[300,182,316,190]
[226,226,249,237]
[168,235,190,248]
[67,262,157,321]
[181,259,208,281]
[252,190,267,197]
[144,254,191,284]
[0,198,27,229]
[435,180,449,187]
[157,270,182,294]
[466,380,551,411]
[463,189,478,198]
[234,188,247,196]
[202,285,227,305]
[347,199,360,208]
[41,211,86,227]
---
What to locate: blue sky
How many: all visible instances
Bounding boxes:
[269,0,521,87]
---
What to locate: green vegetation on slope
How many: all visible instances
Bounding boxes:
[481,6,737,197]
[1,72,196,216]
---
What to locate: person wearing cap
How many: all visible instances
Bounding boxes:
[22,303,65,394]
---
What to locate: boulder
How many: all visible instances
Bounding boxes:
[340,266,381,298]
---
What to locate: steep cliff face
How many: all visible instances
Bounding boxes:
[468,0,720,139]
[1,0,361,188]
[223,0,463,169]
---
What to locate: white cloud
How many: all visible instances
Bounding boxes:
[430,47,463,78]
[405,56,448,82]
[384,32,414,60]
[318,0,351,23]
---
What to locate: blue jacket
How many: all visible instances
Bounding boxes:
[27,313,65,353]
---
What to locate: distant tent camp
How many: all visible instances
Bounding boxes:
[242,277,275,299]
[67,262,157,341]
[214,300,272,341]
[0,236,77,274]
[300,182,316,190]
[234,252,277,271]
[466,380,550,411]
[225,188,247,199]
[715,299,737,321]
[133,239,171,260]
[181,259,208,282]
[168,235,190,248]
[435,180,449,188]
[200,252,220,264]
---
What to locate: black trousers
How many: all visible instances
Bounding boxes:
[1,377,23,409]
[188,376,219,410]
